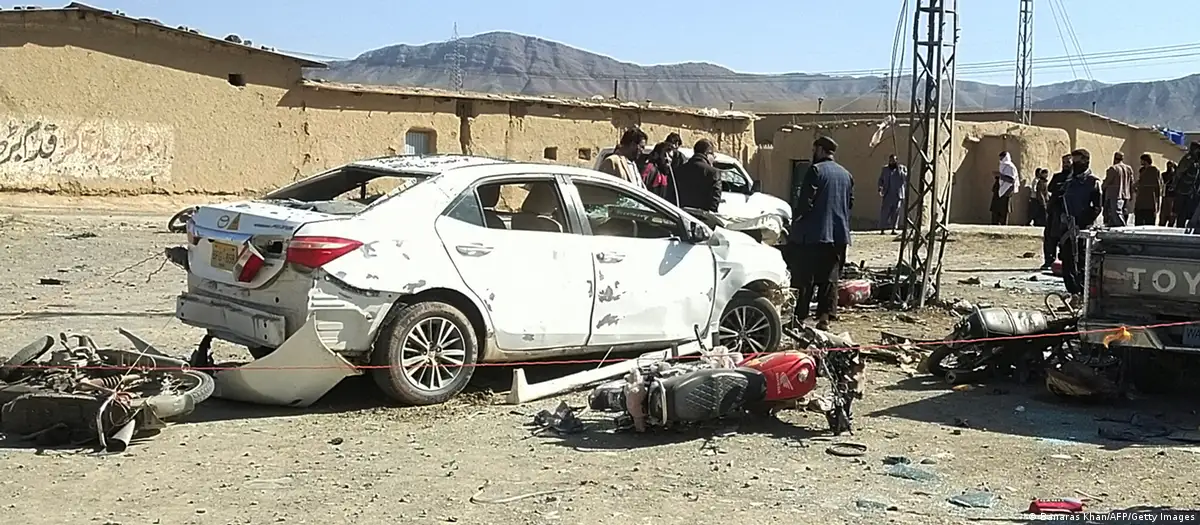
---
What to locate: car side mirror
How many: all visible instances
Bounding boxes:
[751,180,762,193]
[687,221,711,243]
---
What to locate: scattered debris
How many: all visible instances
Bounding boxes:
[886,463,938,482]
[826,442,868,457]
[469,479,577,505]
[529,401,584,435]
[1027,498,1084,514]
[855,498,896,511]
[36,278,65,286]
[948,490,996,508]
[62,231,98,240]
[958,276,981,285]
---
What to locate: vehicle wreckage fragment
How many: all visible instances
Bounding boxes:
[0,329,212,451]
[191,317,361,408]
[506,341,706,405]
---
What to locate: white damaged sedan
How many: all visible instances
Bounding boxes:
[172,155,790,406]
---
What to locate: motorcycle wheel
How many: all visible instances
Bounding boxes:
[140,370,216,420]
[167,207,194,233]
[0,335,54,383]
[925,342,992,380]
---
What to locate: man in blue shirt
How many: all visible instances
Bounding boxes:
[784,136,854,330]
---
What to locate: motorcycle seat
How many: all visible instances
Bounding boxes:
[649,368,765,423]
[965,307,1048,337]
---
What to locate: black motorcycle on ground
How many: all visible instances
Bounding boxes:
[923,302,1120,390]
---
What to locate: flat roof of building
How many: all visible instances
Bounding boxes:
[300,79,757,121]
[0,2,327,68]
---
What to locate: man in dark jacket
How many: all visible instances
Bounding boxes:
[675,139,723,212]
[1058,148,1103,300]
[1042,154,1072,270]
[664,132,686,174]
[1177,141,1200,229]
[785,136,854,330]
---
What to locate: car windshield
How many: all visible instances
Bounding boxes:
[263,166,430,215]
[715,162,750,193]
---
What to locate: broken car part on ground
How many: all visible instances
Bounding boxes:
[0,330,212,451]
[168,154,791,408]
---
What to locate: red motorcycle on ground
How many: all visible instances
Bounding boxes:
[589,337,861,434]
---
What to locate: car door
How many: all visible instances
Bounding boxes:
[565,177,717,346]
[434,174,595,351]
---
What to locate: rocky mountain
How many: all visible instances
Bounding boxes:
[312,31,1200,130]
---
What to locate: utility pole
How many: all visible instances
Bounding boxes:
[445,23,465,92]
[1014,0,1034,124]
[894,0,959,309]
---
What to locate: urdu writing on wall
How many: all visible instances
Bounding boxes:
[0,115,176,185]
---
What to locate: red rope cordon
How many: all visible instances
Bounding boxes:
[7,320,1187,372]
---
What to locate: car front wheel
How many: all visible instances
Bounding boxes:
[371,301,479,405]
[717,291,782,356]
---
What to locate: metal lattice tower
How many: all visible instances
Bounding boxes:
[894,0,959,309]
[1014,0,1034,124]
[446,23,465,92]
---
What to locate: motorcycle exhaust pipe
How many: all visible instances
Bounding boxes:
[106,419,137,453]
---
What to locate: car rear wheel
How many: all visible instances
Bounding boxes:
[371,301,478,406]
[718,292,782,356]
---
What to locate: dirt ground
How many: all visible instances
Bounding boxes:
[1,196,1198,525]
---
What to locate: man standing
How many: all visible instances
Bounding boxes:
[598,128,648,189]
[785,136,853,331]
[1058,149,1103,304]
[1133,154,1162,226]
[1028,169,1050,227]
[991,152,1019,225]
[674,139,723,212]
[664,132,686,174]
[1161,160,1178,226]
[1176,142,1200,229]
[1102,152,1136,227]
[877,154,906,234]
[1042,155,1072,270]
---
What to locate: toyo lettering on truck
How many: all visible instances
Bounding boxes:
[1111,264,1200,296]
[1080,227,1200,360]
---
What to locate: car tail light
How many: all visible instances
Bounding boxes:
[186,219,199,245]
[235,244,266,283]
[286,236,363,269]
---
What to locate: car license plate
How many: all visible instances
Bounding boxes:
[209,241,239,271]
[1182,326,1200,347]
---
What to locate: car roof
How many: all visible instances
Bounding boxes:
[346,154,512,175]
[595,146,741,166]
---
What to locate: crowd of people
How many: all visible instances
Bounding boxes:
[597,129,855,332]
[1040,141,1200,305]
[594,126,1200,330]
[596,127,725,212]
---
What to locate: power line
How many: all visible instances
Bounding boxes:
[288,40,1200,83]
[305,46,1200,85]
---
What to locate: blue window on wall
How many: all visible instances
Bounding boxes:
[404,130,434,155]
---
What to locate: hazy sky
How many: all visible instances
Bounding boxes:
[96,0,1196,86]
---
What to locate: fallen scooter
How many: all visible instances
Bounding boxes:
[0,331,213,450]
[589,326,861,434]
[922,302,1116,387]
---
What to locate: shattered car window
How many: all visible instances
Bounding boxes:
[715,163,749,192]
[263,167,430,215]
[576,182,681,239]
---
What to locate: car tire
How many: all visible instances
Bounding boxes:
[718,292,782,356]
[371,301,479,406]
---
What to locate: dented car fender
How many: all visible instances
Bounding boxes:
[291,212,496,346]
[705,228,790,331]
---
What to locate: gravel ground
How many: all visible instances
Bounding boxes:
[0,198,1198,525]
